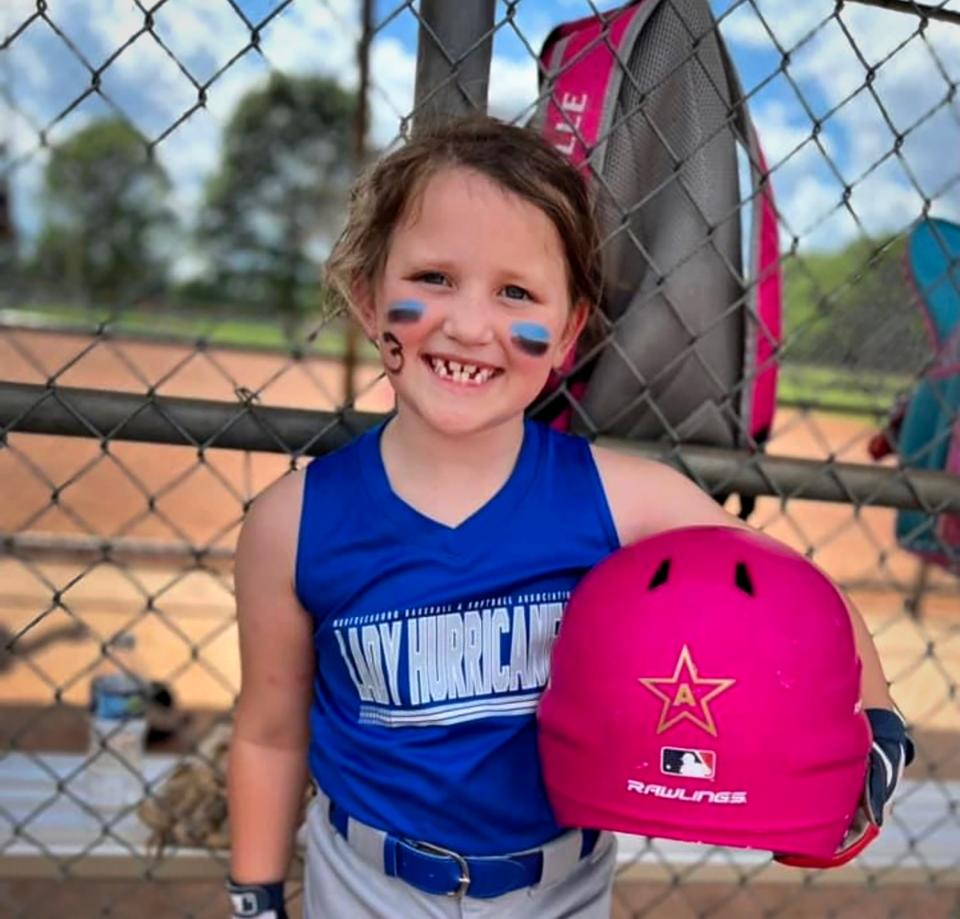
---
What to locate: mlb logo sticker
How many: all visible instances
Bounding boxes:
[661,747,716,780]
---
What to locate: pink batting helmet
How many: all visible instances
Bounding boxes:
[538,525,874,864]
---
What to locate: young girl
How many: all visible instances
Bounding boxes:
[226,116,904,919]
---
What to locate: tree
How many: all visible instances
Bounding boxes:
[782,236,928,372]
[0,143,16,289]
[197,73,357,322]
[34,118,175,300]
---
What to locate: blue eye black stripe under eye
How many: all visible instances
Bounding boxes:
[386,300,425,324]
[510,322,551,357]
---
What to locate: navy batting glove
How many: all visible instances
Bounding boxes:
[227,878,288,919]
[865,708,915,827]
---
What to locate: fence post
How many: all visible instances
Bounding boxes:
[413,0,496,130]
[342,0,374,406]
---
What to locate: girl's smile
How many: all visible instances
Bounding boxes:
[422,353,504,387]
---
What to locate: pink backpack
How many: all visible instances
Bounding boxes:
[532,0,781,474]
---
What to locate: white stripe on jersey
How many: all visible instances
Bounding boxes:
[359,692,541,727]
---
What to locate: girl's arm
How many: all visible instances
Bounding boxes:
[228,471,315,884]
[591,446,895,710]
[845,597,894,709]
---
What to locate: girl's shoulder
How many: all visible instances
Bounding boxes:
[248,467,307,525]
[252,429,371,531]
[237,469,306,556]
[589,443,744,545]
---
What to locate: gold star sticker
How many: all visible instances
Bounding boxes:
[638,645,735,737]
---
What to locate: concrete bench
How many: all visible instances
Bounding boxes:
[1,753,957,883]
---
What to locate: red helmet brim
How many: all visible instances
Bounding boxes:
[774,820,879,869]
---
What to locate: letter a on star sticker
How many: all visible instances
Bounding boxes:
[638,645,735,737]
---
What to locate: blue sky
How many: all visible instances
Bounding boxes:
[2,0,960,267]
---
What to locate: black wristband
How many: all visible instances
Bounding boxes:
[866,707,915,765]
[226,877,286,918]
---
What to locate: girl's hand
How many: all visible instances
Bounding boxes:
[864,708,915,826]
[774,708,913,869]
[227,878,288,919]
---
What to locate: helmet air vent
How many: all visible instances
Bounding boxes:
[647,559,671,590]
[735,562,754,596]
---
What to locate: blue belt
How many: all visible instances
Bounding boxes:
[327,799,600,899]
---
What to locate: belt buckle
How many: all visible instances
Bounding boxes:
[413,840,471,898]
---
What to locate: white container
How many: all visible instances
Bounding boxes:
[82,634,148,812]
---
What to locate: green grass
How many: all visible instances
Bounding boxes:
[777,364,910,416]
[1,303,358,356]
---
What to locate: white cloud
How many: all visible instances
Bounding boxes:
[361,39,541,147]
[718,1,826,51]
[847,160,927,231]
[198,52,269,124]
[153,107,222,212]
[487,53,539,124]
[101,32,202,138]
[3,0,39,26]
[150,0,257,84]
[753,99,834,167]
[748,100,836,247]
[1,103,42,162]
[788,172,854,238]
[41,0,144,64]
[5,14,91,126]
[258,0,357,81]
[366,37,415,148]
[722,0,960,249]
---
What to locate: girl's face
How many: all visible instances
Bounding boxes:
[355,166,587,438]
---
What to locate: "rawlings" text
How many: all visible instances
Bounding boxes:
[627,780,748,805]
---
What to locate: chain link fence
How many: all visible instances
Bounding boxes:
[1,0,959,916]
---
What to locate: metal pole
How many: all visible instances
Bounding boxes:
[0,382,375,457]
[341,0,373,406]
[597,435,960,515]
[3,382,960,515]
[0,4,17,277]
[413,0,497,131]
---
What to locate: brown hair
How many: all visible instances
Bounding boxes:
[325,115,603,315]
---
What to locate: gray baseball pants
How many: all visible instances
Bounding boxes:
[302,792,616,918]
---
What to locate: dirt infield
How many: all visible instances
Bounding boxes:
[1,326,958,740]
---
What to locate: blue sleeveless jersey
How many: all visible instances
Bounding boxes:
[295,419,619,856]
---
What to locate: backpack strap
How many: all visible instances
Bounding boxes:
[537,1,661,172]
[534,0,661,431]
[907,218,960,350]
[941,413,960,553]
[717,40,782,445]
